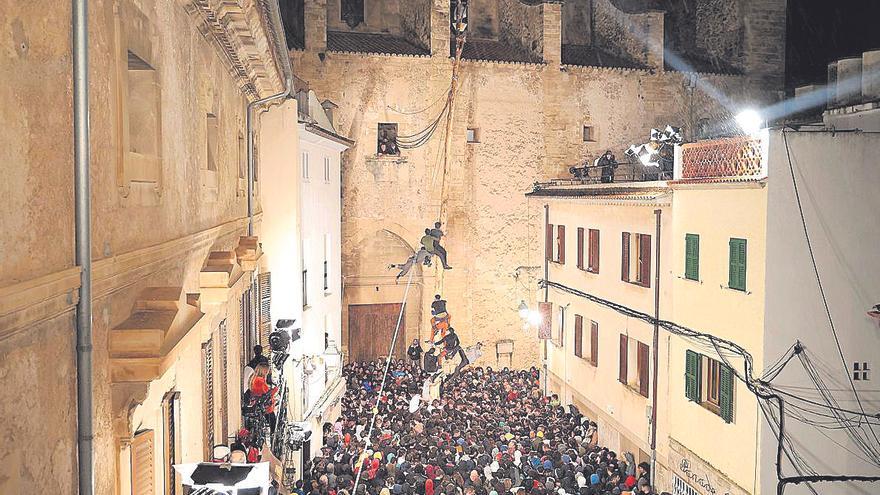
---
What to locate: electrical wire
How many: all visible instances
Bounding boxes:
[781,129,880,450]
[539,278,880,494]
[388,84,453,115]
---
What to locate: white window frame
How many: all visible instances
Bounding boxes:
[301,151,310,180]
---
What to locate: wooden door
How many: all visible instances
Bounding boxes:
[348,303,405,361]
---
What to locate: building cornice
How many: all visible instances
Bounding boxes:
[0,215,259,342]
[182,0,285,100]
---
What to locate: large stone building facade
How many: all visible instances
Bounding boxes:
[0,0,290,493]
[284,0,785,367]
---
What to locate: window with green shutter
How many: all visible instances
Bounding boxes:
[685,350,702,402]
[719,364,734,423]
[685,234,700,281]
[728,238,747,290]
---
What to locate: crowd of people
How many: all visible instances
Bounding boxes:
[298,360,664,495]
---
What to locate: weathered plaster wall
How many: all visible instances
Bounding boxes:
[0,314,78,494]
[762,130,880,495]
[0,0,75,287]
[0,0,278,492]
[291,41,756,367]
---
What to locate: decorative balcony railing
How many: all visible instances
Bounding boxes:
[679,136,764,180]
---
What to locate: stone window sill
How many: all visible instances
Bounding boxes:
[720,284,751,295]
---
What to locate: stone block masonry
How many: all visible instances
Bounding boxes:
[294,0,783,368]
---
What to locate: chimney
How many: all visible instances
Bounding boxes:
[321,99,338,127]
[794,84,827,115]
[862,49,880,101]
[836,56,863,106]
[827,61,838,106]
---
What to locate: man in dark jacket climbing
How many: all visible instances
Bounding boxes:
[431,294,447,316]
[434,327,468,376]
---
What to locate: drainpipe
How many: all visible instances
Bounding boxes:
[73,0,94,493]
[542,204,549,395]
[650,209,662,491]
[247,0,295,236]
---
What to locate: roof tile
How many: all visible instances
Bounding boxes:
[327,31,429,57]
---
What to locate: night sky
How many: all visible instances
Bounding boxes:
[786,0,880,90]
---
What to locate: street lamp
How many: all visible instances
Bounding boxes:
[518,300,529,319]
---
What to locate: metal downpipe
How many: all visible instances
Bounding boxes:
[247,0,295,236]
[73,0,94,492]
[649,209,661,491]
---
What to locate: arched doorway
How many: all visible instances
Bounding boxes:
[343,229,424,362]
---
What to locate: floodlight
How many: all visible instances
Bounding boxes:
[735,109,763,136]
[527,309,543,327]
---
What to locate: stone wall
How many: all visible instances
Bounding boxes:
[400,0,433,51]
[327,0,402,35]
[592,0,663,68]
[562,0,593,46]
[498,0,545,61]
[696,0,745,70]
[744,0,787,92]
[291,40,757,368]
[468,0,501,39]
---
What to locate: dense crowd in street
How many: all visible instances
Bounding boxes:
[299,360,662,495]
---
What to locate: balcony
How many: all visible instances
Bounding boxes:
[674,136,766,183]
[536,161,672,190]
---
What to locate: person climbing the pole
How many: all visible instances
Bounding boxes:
[429,222,452,270]
[388,247,431,282]
[434,326,468,376]
[430,294,451,344]
[431,294,447,316]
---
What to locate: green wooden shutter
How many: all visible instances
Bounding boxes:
[685,234,699,281]
[728,238,747,291]
[685,350,702,402]
[719,364,734,423]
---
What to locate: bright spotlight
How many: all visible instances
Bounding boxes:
[735,109,763,136]
[638,149,659,167]
[527,310,543,327]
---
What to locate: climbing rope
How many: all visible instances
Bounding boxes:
[432,34,467,297]
[350,267,416,495]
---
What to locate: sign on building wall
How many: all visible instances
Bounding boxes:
[538,302,552,339]
[667,439,749,495]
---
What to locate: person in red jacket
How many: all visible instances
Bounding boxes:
[249,362,278,435]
